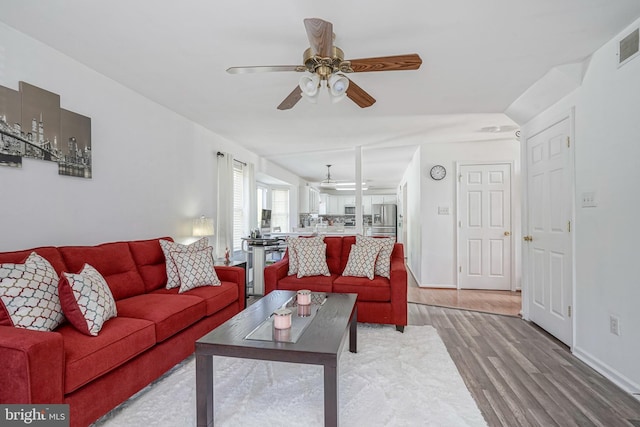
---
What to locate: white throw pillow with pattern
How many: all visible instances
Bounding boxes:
[296,243,331,278]
[0,252,65,332]
[286,236,324,276]
[171,246,221,293]
[356,236,395,279]
[160,237,209,289]
[342,244,381,280]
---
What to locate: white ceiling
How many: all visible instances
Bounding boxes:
[1,1,640,189]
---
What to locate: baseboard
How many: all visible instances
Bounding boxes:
[573,346,640,395]
[418,284,457,289]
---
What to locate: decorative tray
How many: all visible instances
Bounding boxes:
[244,292,327,343]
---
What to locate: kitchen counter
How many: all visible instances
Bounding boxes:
[271,226,372,237]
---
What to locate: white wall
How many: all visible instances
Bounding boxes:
[0,23,294,251]
[401,148,422,281]
[417,140,521,287]
[522,18,640,392]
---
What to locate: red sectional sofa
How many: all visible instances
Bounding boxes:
[264,235,407,331]
[0,237,245,427]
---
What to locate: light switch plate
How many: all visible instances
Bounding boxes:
[581,192,597,208]
[438,206,450,215]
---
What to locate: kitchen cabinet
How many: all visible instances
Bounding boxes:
[362,195,372,214]
[299,185,320,213]
[318,193,328,215]
[327,195,339,214]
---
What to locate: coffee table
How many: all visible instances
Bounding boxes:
[195,290,357,427]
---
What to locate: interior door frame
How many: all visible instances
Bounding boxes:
[521,108,576,349]
[455,160,516,291]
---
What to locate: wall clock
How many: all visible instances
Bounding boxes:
[430,165,446,180]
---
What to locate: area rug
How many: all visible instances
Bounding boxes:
[93,325,487,426]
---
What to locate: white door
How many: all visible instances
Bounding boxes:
[525,118,573,346]
[458,164,512,290]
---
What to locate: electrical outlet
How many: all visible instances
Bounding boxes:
[609,315,621,336]
[582,192,597,208]
[438,206,450,215]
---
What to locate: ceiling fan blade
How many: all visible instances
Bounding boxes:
[346,78,376,108]
[348,54,422,73]
[303,18,333,57]
[277,86,303,110]
[226,65,304,74]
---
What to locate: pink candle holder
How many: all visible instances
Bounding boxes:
[273,327,291,342]
[297,289,311,306]
[297,303,311,317]
[273,308,292,330]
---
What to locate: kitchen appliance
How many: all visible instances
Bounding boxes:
[371,204,397,239]
[344,205,355,215]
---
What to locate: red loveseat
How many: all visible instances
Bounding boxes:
[264,236,407,331]
[0,237,245,427]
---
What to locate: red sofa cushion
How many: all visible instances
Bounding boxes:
[0,246,67,276]
[59,317,156,394]
[152,281,239,316]
[277,273,336,293]
[59,242,146,301]
[116,294,206,342]
[323,237,344,275]
[332,275,392,302]
[128,237,173,293]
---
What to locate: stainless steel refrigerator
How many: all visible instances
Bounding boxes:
[371,204,397,239]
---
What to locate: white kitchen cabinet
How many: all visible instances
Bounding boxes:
[319,193,328,215]
[299,185,320,213]
[327,195,339,214]
[362,195,372,214]
[383,194,397,204]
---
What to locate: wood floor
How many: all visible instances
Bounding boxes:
[408,303,640,427]
[407,287,522,317]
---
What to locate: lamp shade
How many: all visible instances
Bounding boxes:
[328,73,349,103]
[193,216,215,237]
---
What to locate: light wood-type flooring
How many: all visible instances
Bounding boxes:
[408,303,640,427]
[407,287,522,317]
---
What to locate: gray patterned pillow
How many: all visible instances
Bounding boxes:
[356,236,395,279]
[171,246,220,293]
[286,235,324,276]
[296,243,331,278]
[60,264,117,336]
[342,244,381,280]
[160,237,209,289]
[0,252,65,332]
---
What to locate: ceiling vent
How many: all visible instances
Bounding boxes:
[618,28,639,68]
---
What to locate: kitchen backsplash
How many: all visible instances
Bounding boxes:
[298,214,372,228]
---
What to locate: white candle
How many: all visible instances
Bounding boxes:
[273,308,292,329]
[297,289,311,306]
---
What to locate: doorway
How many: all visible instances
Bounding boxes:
[524,116,574,347]
[457,163,513,290]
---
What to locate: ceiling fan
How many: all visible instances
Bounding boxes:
[226,18,423,110]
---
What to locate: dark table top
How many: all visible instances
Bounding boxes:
[196,291,357,364]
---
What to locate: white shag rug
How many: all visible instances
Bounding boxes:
[93,325,487,427]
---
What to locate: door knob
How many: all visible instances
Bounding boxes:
[504,231,511,236]
[523,235,533,242]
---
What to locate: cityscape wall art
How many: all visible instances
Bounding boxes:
[0,81,92,178]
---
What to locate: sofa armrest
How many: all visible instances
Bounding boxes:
[0,326,64,404]
[214,266,246,303]
[389,244,408,326]
[264,257,289,294]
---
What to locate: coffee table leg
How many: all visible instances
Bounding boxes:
[349,306,357,353]
[324,361,339,427]
[196,354,214,427]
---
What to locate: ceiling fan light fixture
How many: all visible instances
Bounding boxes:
[328,73,349,103]
[299,74,321,97]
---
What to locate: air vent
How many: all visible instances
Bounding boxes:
[618,28,639,67]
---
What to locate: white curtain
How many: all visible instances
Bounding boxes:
[215,152,234,259]
[244,162,257,232]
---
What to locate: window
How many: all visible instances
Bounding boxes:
[233,160,245,252]
[271,188,290,232]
